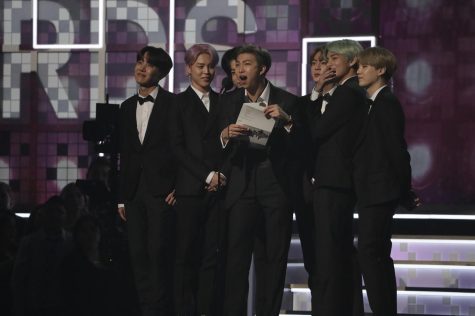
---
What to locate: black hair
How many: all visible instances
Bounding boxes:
[136,46,173,80]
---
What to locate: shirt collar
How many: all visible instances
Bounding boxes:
[326,85,338,97]
[190,84,209,100]
[138,86,159,99]
[369,85,387,101]
[245,80,271,104]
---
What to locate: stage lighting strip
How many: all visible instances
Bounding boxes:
[291,213,475,221]
[32,0,105,49]
[290,237,475,245]
[288,287,475,298]
[17,212,475,223]
[287,262,475,270]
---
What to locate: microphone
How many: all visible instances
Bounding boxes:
[220,77,234,94]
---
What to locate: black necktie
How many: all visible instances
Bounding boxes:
[322,93,331,103]
[138,95,154,105]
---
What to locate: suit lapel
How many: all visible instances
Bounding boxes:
[268,84,278,106]
[354,86,388,151]
[187,87,209,120]
[203,90,219,135]
[125,96,142,149]
[232,89,246,120]
[184,87,209,136]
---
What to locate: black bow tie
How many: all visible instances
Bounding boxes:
[138,95,154,105]
[366,98,374,105]
[315,93,331,103]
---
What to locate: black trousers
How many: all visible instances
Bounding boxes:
[357,201,397,316]
[173,194,225,316]
[292,173,315,283]
[223,161,292,316]
[310,187,356,316]
[125,174,174,316]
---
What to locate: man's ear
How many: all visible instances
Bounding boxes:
[259,65,267,76]
[377,67,387,77]
[185,65,191,77]
[349,57,357,68]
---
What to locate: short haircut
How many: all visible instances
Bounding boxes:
[221,46,241,77]
[309,45,328,64]
[184,44,219,67]
[358,47,397,81]
[237,44,272,74]
[136,46,173,80]
[326,39,363,68]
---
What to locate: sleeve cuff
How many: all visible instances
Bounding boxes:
[205,171,215,184]
[220,135,228,148]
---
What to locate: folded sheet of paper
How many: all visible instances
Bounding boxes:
[236,102,275,146]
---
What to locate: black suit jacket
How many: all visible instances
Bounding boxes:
[169,86,223,196]
[311,84,366,190]
[218,84,298,208]
[353,87,412,207]
[292,93,321,180]
[118,87,176,202]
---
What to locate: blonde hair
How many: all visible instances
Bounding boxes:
[326,39,363,69]
[358,47,397,81]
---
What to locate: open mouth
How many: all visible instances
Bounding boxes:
[239,75,247,81]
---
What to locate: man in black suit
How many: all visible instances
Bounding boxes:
[290,46,337,292]
[117,46,175,316]
[169,44,226,316]
[219,45,296,316]
[324,39,367,316]
[307,42,366,316]
[354,47,415,316]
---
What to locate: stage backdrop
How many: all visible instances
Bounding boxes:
[0,0,474,208]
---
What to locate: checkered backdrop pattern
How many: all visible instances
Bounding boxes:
[0,0,474,207]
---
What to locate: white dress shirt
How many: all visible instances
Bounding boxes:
[136,86,159,144]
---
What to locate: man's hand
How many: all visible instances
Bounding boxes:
[118,206,126,221]
[315,68,336,92]
[264,104,291,123]
[206,173,227,192]
[221,124,249,145]
[165,190,176,206]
